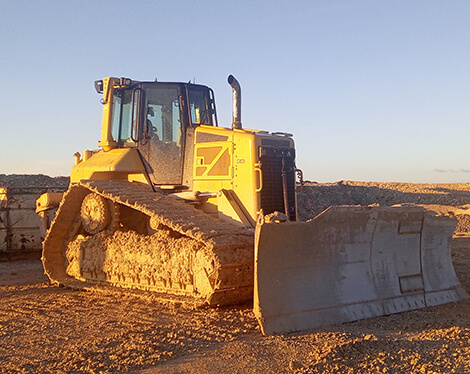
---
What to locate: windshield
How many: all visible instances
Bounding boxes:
[188,87,215,126]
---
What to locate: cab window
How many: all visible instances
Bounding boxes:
[188,87,214,126]
[144,87,181,145]
[111,89,138,145]
[139,85,184,185]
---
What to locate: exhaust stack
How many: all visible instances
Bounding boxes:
[228,75,242,130]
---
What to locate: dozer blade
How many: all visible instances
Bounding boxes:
[254,206,468,335]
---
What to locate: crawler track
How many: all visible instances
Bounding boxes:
[42,180,254,305]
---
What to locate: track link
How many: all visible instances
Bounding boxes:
[42,180,254,305]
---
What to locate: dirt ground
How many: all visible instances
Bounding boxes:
[2,181,470,373]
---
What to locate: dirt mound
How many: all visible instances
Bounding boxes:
[298,181,470,219]
[0,174,69,189]
[298,181,470,233]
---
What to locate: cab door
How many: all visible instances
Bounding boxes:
[137,84,184,186]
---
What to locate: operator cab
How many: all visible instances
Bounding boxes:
[96,79,218,187]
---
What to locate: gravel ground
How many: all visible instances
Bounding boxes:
[1,181,470,373]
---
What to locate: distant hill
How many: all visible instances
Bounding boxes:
[0,174,69,189]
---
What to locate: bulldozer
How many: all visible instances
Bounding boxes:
[38,75,467,335]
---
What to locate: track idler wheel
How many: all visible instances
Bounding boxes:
[80,193,113,234]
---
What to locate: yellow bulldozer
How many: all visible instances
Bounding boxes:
[37,75,467,334]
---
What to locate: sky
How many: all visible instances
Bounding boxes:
[0,0,469,183]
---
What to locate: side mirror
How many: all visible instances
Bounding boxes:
[94,80,103,94]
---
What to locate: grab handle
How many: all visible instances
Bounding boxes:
[254,163,263,193]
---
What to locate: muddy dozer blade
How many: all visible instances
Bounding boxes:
[254,206,468,335]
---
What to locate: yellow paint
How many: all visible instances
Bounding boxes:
[191,125,295,225]
[35,192,64,213]
[62,77,296,228]
[217,189,256,227]
[71,148,150,185]
[97,77,120,151]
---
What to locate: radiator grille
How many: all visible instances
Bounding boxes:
[259,147,296,221]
